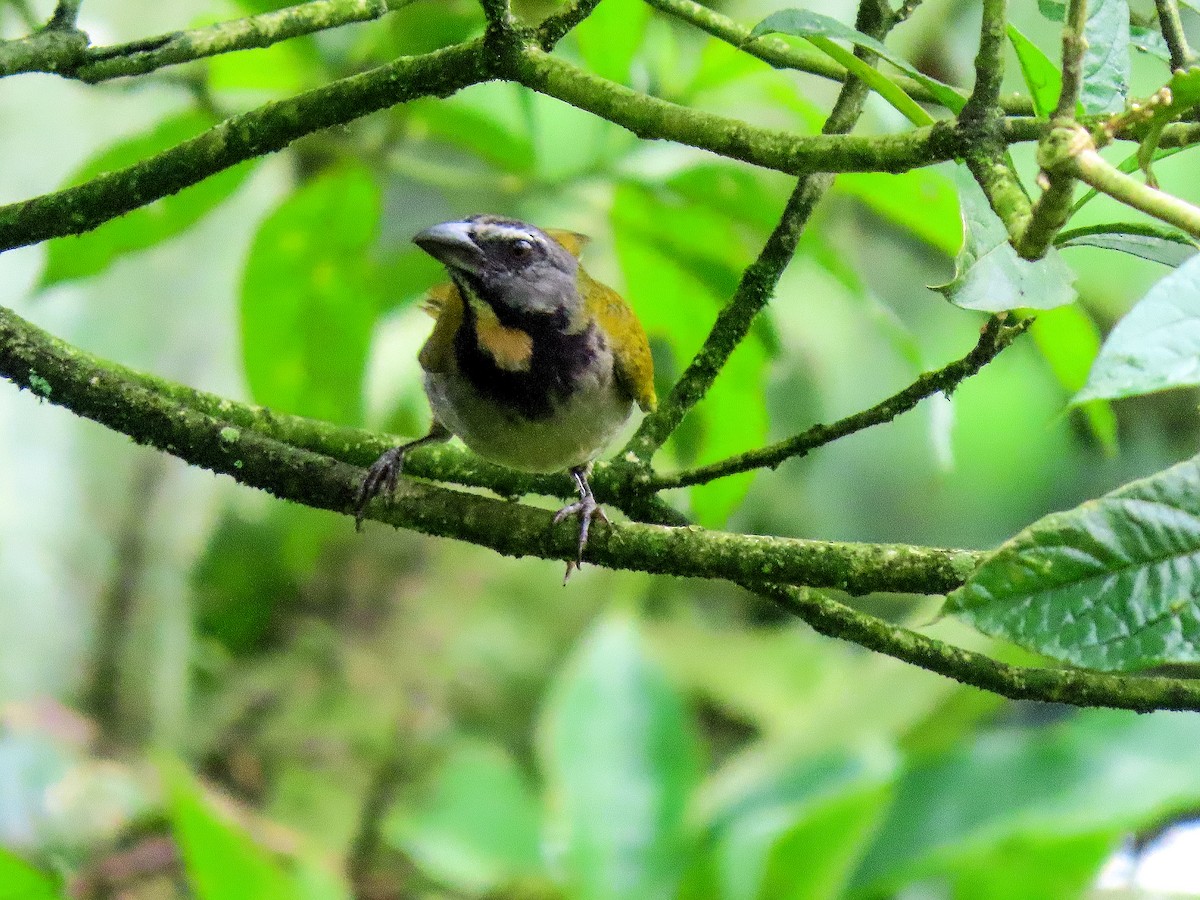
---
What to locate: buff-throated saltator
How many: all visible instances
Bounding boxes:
[355,215,656,576]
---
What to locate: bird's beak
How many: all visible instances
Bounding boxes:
[413,221,486,275]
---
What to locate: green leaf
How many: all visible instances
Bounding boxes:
[837,169,962,256]
[386,740,546,893]
[1039,0,1066,20]
[1130,24,1172,61]
[41,112,254,287]
[164,760,294,900]
[0,848,58,899]
[693,339,770,527]
[853,710,1200,892]
[749,9,966,114]
[1081,0,1131,114]
[947,453,1200,670]
[612,182,769,526]
[667,165,787,233]
[407,85,537,176]
[708,751,894,900]
[1006,24,1063,119]
[935,167,1076,311]
[540,614,701,900]
[1055,221,1199,266]
[949,832,1116,900]
[241,166,382,426]
[1025,304,1117,454]
[574,0,650,85]
[1075,253,1200,402]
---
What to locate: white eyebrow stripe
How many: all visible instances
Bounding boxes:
[477,223,541,244]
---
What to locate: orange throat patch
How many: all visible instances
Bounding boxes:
[471,299,533,372]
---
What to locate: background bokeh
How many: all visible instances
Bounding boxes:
[3,0,1200,896]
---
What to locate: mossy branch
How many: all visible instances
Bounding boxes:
[0,39,493,252]
[0,305,975,597]
[1155,0,1196,71]
[9,305,1200,713]
[9,0,1200,717]
[0,0,414,81]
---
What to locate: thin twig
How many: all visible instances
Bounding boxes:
[1155,0,1195,71]
[1066,136,1200,236]
[749,580,1200,714]
[0,0,414,81]
[648,315,1031,490]
[1056,0,1089,119]
[478,0,513,29]
[643,0,1027,114]
[960,0,1034,247]
[623,0,901,464]
[538,0,605,49]
[9,0,40,31]
[962,0,1008,119]
[47,0,82,29]
[1016,0,1092,264]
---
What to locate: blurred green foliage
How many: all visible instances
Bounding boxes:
[4,0,1200,897]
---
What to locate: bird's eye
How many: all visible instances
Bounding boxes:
[512,238,533,257]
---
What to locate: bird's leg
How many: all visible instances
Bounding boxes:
[354,422,451,530]
[552,464,609,581]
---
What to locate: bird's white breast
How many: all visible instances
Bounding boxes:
[423,346,633,473]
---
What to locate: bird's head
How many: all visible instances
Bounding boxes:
[413,216,583,329]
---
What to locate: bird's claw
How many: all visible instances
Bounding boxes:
[553,489,609,583]
[354,447,406,531]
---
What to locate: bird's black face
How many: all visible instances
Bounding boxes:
[413,216,581,326]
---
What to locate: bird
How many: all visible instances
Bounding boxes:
[354,215,657,578]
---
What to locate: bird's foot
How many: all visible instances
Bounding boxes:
[554,467,608,582]
[355,446,407,531]
[354,424,451,531]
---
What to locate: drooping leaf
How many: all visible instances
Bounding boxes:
[1025,304,1118,453]
[1075,252,1200,402]
[837,169,962,256]
[854,710,1200,892]
[1055,222,1199,267]
[748,9,966,114]
[1006,24,1063,118]
[0,848,58,899]
[574,0,650,85]
[386,740,546,893]
[164,760,294,900]
[947,454,1200,670]
[241,166,383,426]
[41,112,254,287]
[540,615,701,900]
[1081,0,1131,114]
[935,167,1076,311]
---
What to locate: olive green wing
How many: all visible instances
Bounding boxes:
[579,267,657,413]
[417,282,463,374]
